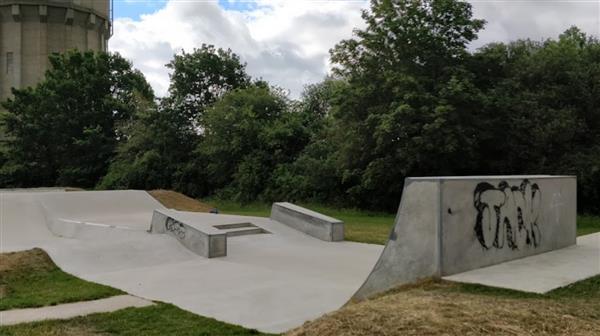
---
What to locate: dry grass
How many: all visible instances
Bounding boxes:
[287,280,600,336]
[0,248,54,273]
[148,190,214,212]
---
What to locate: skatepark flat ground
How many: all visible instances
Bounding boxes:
[0,190,383,333]
[444,232,600,293]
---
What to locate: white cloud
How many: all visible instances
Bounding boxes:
[470,0,600,49]
[109,0,367,98]
[110,0,600,98]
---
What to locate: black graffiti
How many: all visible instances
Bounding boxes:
[474,179,541,250]
[165,217,186,240]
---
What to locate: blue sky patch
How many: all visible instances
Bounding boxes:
[113,0,257,20]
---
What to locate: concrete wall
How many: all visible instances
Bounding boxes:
[440,177,576,274]
[352,175,577,301]
[150,209,227,258]
[271,202,344,241]
[0,0,110,101]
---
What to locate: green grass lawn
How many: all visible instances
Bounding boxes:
[577,215,600,236]
[0,303,268,336]
[447,274,600,301]
[0,249,122,311]
[209,200,600,245]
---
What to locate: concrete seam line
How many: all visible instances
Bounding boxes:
[437,180,443,277]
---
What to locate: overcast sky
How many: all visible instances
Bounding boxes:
[110,0,600,98]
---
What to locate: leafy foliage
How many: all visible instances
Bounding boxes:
[1,0,600,214]
[1,51,152,188]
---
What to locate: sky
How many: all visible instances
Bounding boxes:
[109,0,600,98]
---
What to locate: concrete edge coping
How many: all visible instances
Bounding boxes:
[273,202,343,224]
[154,209,224,235]
[407,175,576,181]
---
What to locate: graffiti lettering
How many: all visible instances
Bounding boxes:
[473,179,541,250]
[165,217,186,240]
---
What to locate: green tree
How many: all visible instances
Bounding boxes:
[100,46,251,195]
[327,0,485,209]
[471,27,600,212]
[166,44,251,126]
[0,51,153,188]
[200,85,310,202]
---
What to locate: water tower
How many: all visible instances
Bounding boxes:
[0,0,112,101]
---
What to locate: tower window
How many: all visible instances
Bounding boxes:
[6,52,13,74]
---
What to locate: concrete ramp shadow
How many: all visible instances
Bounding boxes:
[352,175,577,301]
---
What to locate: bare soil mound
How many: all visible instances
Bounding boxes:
[148,190,213,213]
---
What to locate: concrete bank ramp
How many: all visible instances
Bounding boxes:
[38,190,165,238]
[353,175,579,300]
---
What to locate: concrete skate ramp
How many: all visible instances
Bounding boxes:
[353,175,577,301]
[0,190,383,333]
[39,190,165,238]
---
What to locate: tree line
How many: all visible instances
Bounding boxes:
[1,0,599,214]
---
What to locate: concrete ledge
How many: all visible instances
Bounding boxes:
[150,209,227,258]
[270,202,344,241]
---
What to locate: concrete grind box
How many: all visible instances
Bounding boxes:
[353,175,576,300]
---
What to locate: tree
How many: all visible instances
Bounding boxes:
[199,85,310,202]
[165,45,251,126]
[1,51,153,188]
[326,0,485,209]
[100,46,251,195]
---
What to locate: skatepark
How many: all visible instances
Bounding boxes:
[1,176,599,333]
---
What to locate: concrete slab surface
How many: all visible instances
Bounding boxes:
[0,190,383,333]
[0,295,154,326]
[444,233,600,293]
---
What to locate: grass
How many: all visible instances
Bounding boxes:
[0,303,268,336]
[209,199,396,245]
[577,214,600,236]
[288,276,600,336]
[0,248,270,336]
[207,199,600,244]
[0,249,122,311]
[445,274,600,301]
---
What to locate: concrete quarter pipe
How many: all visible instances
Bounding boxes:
[353,175,578,300]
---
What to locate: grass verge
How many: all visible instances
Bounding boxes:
[207,199,600,244]
[0,303,268,336]
[577,215,600,236]
[0,249,122,311]
[288,276,600,336]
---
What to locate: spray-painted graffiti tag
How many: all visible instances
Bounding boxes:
[166,217,186,240]
[474,179,541,250]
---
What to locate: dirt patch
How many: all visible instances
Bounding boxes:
[148,190,213,213]
[287,281,600,336]
[0,248,55,273]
